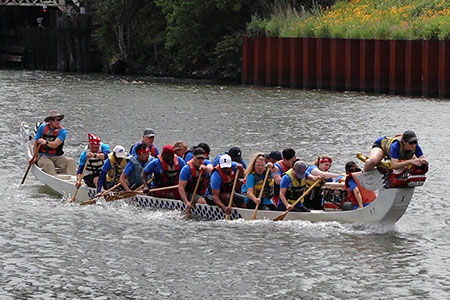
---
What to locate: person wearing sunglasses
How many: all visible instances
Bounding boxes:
[363,130,428,172]
[30,110,76,176]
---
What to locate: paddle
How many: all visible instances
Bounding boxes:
[251,165,272,220]
[105,184,179,202]
[21,142,39,184]
[79,181,122,206]
[225,169,240,220]
[69,161,88,203]
[273,179,322,221]
[183,171,203,217]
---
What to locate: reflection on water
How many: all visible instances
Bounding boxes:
[1,70,450,299]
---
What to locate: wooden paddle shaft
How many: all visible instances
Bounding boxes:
[225,169,240,220]
[251,166,272,220]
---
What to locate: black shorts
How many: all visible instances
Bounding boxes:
[83,174,98,188]
[372,140,382,149]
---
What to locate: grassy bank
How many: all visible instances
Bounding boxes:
[247,0,450,40]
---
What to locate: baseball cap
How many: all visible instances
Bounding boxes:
[228,147,242,162]
[162,144,175,155]
[402,130,418,143]
[265,151,282,161]
[197,143,210,154]
[219,154,232,168]
[143,128,155,137]
[293,161,307,179]
[113,145,126,158]
[193,147,206,159]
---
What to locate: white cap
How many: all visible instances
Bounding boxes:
[219,154,232,168]
[113,145,126,158]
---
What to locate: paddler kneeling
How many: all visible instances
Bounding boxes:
[363,130,428,172]
[241,153,278,210]
[278,161,315,212]
[178,147,213,210]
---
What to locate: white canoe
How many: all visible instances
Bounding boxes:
[21,122,420,225]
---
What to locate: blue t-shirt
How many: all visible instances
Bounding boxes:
[376,137,424,159]
[213,153,247,169]
[77,144,111,174]
[347,178,358,192]
[305,165,332,182]
[35,123,67,157]
[179,160,212,182]
[97,159,112,193]
[130,142,159,156]
[184,151,194,162]
[243,172,273,205]
[143,156,186,188]
[123,155,151,177]
[210,162,238,191]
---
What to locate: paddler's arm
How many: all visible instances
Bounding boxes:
[119,171,132,192]
[352,187,364,209]
[178,180,191,206]
[212,188,228,212]
[279,187,293,211]
[390,157,427,169]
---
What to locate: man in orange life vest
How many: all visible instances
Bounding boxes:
[178,148,213,210]
[142,144,186,199]
[30,110,76,176]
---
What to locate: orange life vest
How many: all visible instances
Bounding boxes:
[154,154,181,187]
[39,124,64,156]
[345,172,376,207]
[186,160,209,195]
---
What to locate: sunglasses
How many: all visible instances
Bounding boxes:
[50,118,62,122]
[408,141,417,145]
[196,156,205,160]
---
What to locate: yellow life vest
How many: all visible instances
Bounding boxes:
[106,152,127,182]
[285,169,306,204]
[380,135,415,160]
[252,170,274,198]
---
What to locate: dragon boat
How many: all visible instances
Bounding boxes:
[20,122,427,225]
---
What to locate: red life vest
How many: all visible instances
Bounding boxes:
[277,160,290,174]
[131,142,157,157]
[186,160,209,195]
[154,154,181,187]
[214,164,235,193]
[345,172,376,207]
[39,124,64,156]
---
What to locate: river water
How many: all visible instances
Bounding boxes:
[1,70,449,299]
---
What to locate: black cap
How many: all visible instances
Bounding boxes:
[228,147,242,162]
[193,147,206,158]
[402,130,418,143]
[265,151,282,161]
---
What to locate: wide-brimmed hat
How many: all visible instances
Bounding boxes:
[44,110,64,122]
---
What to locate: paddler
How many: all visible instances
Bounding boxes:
[75,133,110,189]
[278,161,313,212]
[344,161,375,209]
[30,110,76,175]
[96,145,127,194]
[178,147,213,210]
[142,144,186,199]
[363,130,428,172]
[208,154,245,214]
[120,143,152,191]
[130,128,159,158]
[241,153,277,210]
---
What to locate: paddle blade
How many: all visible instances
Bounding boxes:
[273,211,288,221]
[225,213,231,220]
[80,199,96,206]
[251,207,258,220]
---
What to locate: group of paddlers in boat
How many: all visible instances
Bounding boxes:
[28,109,429,213]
